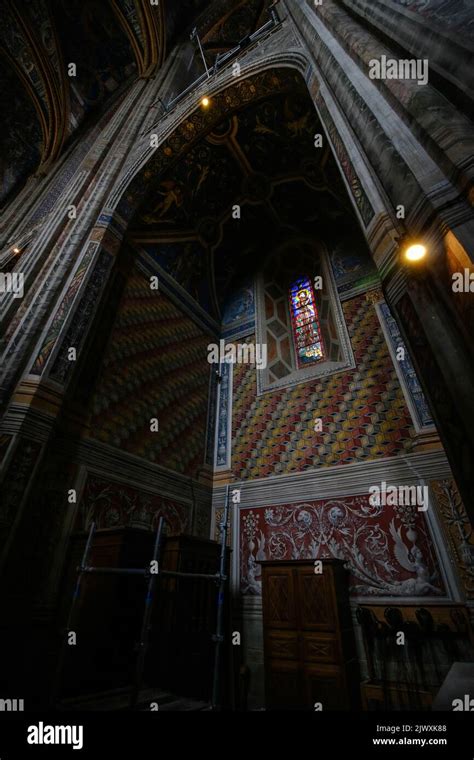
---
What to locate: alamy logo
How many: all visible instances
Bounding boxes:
[0,698,24,711]
[369,481,429,512]
[0,272,24,299]
[369,55,429,86]
[27,722,83,750]
[207,339,267,369]
[452,269,474,292]
[452,695,474,711]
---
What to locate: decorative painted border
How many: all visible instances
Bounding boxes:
[49,249,114,384]
[376,301,435,434]
[431,479,474,601]
[214,360,233,470]
[237,489,456,603]
[211,448,460,603]
[222,317,256,341]
[315,93,375,227]
[204,367,219,468]
[221,281,257,340]
[29,241,101,376]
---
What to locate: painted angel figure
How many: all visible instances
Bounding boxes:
[389,519,442,595]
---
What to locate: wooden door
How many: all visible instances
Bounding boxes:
[295,564,338,632]
[262,565,297,629]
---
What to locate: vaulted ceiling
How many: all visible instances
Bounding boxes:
[128,69,375,323]
[200,0,273,61]
[0,0,271,207]
[0,0,140,205]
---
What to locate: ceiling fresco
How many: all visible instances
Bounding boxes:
[0,0,282,206]
[0,0,139,204]
[52,0,136,122]
[109,0,168,77]
[200,0,272,59]
[0,55,43,202]
[0,0,219,206]
[129,75,377,325]
[165,0,210,48]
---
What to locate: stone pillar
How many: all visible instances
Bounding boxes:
[0,48,185,597]
[285,0,474,521]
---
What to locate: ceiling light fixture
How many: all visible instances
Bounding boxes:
[404,242,427,263]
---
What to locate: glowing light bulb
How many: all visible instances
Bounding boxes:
[404,243,427,262]
[201,97,210,108]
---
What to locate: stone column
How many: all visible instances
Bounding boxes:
[285,0,474,520]
[0,48,185,595]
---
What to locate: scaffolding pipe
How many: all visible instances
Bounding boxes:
[161,570,220,580]
[211,484,231,710]
[55,494,232,708]
[80,566,221,581]
[82,566,146,576]
[51,521,96,705]
[145,10,282,133]
[190,27,210,78]
[131,517,164,708]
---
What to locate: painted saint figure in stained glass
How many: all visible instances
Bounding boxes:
[289,276,325,368]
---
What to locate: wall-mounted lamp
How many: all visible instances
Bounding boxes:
[404,243,427,263]
[398,235,428,265]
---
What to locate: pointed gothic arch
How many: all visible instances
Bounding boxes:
[1,11,473,625]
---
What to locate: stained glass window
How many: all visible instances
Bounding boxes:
[289,276,325,368]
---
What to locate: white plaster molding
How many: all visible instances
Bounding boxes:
[212,449,452,508]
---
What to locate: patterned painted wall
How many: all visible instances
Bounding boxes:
[87,268,212,477]
[232,293,415,480]
[240,495,445,598]
[77,473,190,533]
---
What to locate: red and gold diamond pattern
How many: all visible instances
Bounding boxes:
[232,295,415,479]
[88,271,211,476]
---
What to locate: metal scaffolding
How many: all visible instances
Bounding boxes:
[54,485,231,710]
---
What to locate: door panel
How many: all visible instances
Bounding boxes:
[266,659,303,709]
[263,567,297,629]
[267,630,299,661]
[301,632,339,664]
[295,566,337,631]
[304,664,349,710]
